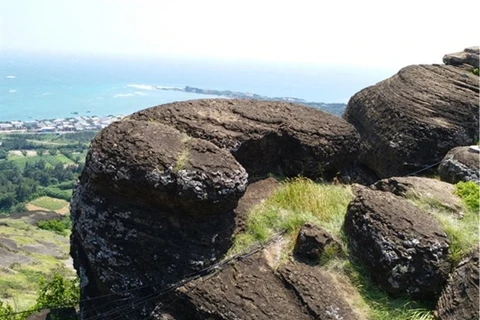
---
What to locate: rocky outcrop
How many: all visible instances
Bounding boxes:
[293,223,343,263]
[154,254,363,320]
[343,187,452,300]
[343,63,479,178]
[70,99,360,319]
[439,146,480,184]
[443,46,479,69]
[131,99,360,180]
[435,248,479,320]
[372,176,465,213]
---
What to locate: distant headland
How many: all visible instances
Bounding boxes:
[154,85,346,116]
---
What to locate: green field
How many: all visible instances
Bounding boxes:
[28,196,69,211]
[7,153,75,169]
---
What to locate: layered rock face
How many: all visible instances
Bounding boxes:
[70,99,360,319]
[343,64,479,178]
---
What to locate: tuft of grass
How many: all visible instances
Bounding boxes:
[473,67,479,76]
[229,177,353,255]
[29,196,69,211]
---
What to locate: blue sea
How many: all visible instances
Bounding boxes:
[0,51,392,121]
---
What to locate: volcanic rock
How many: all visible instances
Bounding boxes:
[70,99,360,319]
[439,146,480,184]
[293,223,343,263]
[156,253,362,320]
[372,176,464,213]
[343,187,451,300]
[131,99,360,180]
[435,247,479,320]
[443,46,479,69]
[343,64,479,178]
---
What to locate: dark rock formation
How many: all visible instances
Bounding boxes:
[439,146,480,184]
[293,223,343,263]
[70,99,360,319]
[343,187,452,300]
[154,253,363,320]
[337,161,379,185]
[372,176,464,213]
[131,99,360,180]
[343,64,479,178]
[443,46,479,69]
[70,119,248,319]
[435,248,479,320]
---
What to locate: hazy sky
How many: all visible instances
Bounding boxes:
[0,0,478,69]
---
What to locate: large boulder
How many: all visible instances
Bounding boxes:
[439,146,480,184]
[71,119,248,319]
[343,64,479,178]
[131,99,360,180]
[435,248,479,320]
[372,176,465,213]
[443,46,479,69]
[343,187,452,300]
[70,99,360,319]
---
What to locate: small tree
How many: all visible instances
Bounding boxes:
[35,273,80,310]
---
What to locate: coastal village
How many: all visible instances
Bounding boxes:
[0,114,124,133]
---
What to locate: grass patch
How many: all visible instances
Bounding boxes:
[230,178,353,255]
[454,181,479,212]
[29,196,68,211]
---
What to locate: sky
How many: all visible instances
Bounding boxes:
[0,0,479,70]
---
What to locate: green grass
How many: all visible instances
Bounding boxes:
[454,181,479,212]
[29,196,69,211]
[229,178,353,255]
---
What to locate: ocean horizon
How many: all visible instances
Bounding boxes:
[0,51,392,121]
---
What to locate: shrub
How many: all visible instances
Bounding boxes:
[473,68,479,76]
[37,217,72,236]
[35,273,79,310]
